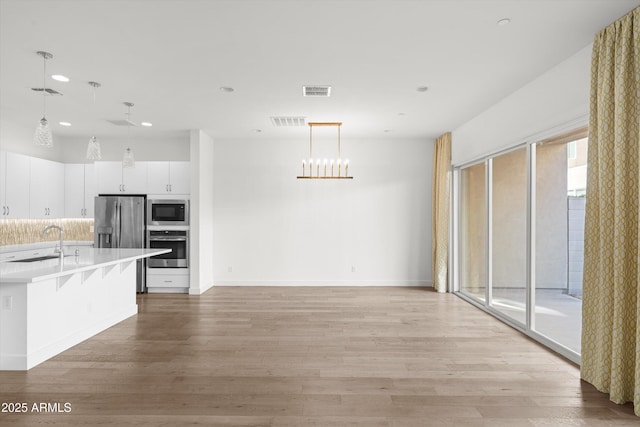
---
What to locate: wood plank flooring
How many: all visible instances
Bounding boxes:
[0,287,636,426]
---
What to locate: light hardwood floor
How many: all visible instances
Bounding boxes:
[0,287,636,426]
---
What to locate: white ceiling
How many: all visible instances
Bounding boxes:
[1,0,639,142]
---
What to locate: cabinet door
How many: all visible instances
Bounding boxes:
[95,162,123,194]
[64,164,85,218]
[83,164,96,217]
[169,162,190,194]
[3,152,31,218]
[146,162,170,194]
[122,161,147,194]
[0,151,6,211]
[30,157,64,218]
[64,164,96,218]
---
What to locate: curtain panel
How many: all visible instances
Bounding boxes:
[431,132,451,293]
[581,7,639,416]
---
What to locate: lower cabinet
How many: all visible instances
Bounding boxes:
[146,269,189,293]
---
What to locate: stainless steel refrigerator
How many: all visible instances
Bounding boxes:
[94,195,146,292]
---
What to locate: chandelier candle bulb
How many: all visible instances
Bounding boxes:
[331,159,335,177]
[337,158,342,177]
[302,159,306,176]
[324,159,328,177]
[345,159,349,176]
[309,159,313,177]
[316,160,320,176]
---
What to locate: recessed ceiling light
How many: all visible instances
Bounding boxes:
[397,112,406,116]
[140,122,153,127]
[51,74,69,82]
[384,129,393,133]
[220,86,235,93]
[59,121,71,126]
[497,18,511,26]
[416,86,429,92]
[253,129,262,133]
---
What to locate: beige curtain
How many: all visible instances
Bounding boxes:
[432,132,451,293]
[581,7,639,416]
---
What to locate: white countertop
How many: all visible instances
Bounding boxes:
[0,247,171,284]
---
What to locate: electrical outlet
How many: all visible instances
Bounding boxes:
[228,266,233,273]
[2,296,12,310]
[351,266,356,273]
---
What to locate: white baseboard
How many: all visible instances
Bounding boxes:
[211,280,432,287]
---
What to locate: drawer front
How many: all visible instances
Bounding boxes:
[146,274,189,288]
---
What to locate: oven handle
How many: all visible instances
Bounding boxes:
[149,237,187,242]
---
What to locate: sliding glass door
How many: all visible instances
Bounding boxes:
[455,128,587,362]
[490,148,527,325]
[534,136,587,354]
[459,162,486,301]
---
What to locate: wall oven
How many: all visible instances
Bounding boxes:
[147,229,189,268]
[147,199,189,226]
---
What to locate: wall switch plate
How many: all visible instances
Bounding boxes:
[351,266,356,273]
[227,266,233,273]
[2,295,12,310]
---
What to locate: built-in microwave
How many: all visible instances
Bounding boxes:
[147,199,189,226]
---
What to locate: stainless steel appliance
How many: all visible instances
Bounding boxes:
[147,199,189,226]
[146,229,189,268]
[94,195,146,292]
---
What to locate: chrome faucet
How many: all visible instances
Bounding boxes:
[41,225,64,259]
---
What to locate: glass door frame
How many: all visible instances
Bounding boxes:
[450,122,586,365]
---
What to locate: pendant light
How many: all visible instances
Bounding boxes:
[34,51,53,147]
[297,122,352,179]
[86,81,102,160]
[122,102,136,168]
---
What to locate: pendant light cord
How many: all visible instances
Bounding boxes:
[42,54,47,118]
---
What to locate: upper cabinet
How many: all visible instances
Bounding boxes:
[0,151,30,218]
[146,161,190,195]
[64,163,96,218]
[95,161,148,194]
[29,157,65,218]
[0,152,190,220]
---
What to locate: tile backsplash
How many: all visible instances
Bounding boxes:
[0,219,94,246]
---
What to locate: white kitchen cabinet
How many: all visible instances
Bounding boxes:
[64,163,96,218]
[0,151,31,218]
[146,161,190,194]
[30,157,65,218]
[146,268,189,293]
[95,161,147,194]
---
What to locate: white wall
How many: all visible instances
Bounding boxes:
[59,135,190,163]
[0,118,65,162]
[212,136,433,286]
[452,44,592,165]
[0,118,189,163]
[189,130,215,295]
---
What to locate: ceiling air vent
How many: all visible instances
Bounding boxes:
[270,116,307,127]
[303,85,331,97]
[31,87,63,96]
[106,119,137,126]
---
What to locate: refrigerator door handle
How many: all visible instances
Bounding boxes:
[116,202,122,247]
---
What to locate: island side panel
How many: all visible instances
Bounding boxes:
[0,282,28,370]
[1,260,138,370]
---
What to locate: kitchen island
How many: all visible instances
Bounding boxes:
[0,247,170,370]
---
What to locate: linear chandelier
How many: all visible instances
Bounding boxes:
[297,122,352,179]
